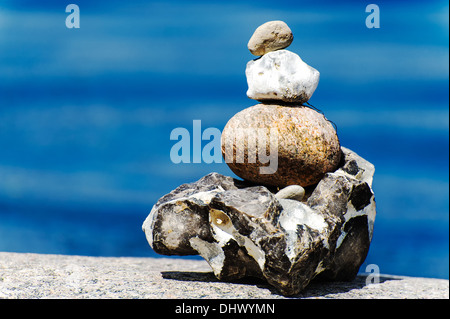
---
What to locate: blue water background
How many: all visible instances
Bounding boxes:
[0,0,448,279]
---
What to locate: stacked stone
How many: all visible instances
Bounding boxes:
[222,21,342,188]
[143,21,377,296]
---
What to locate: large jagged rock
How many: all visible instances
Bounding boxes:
[142,173,250,256]
[142,147,376,296]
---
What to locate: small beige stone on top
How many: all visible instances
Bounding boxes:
[248,20,293,56]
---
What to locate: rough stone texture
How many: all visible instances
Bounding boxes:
[247,20,293,56]
[246,50,320,103]
[142,173,251,256]
[0,252,448,299]
[221,103,341,187]
[143,148,377,296]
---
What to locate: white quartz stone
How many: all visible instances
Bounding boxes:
[246,50,320,104]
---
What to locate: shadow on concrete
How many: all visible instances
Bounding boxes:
[161,271,401,298]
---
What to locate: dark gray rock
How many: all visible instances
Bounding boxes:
[142,147,376,296]
[142,173,249,256]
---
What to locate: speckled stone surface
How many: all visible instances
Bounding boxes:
[221,103,341,187]
[0,252,448,299]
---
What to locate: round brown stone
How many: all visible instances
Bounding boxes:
[221,104,341,188]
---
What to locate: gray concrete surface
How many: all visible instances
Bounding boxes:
[0,252,448,299]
